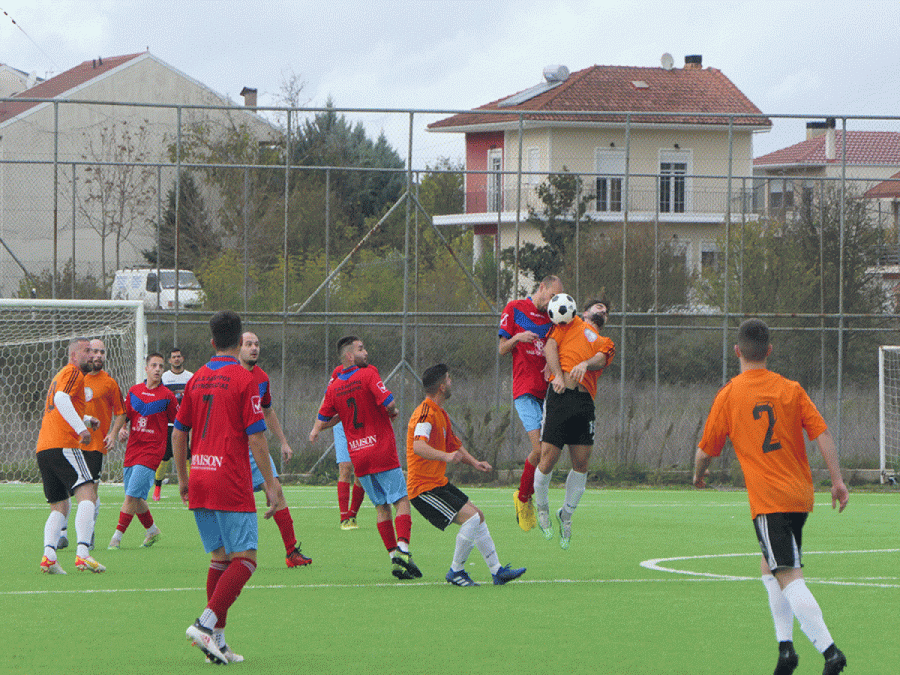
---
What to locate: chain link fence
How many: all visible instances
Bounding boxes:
[2,99,900,482]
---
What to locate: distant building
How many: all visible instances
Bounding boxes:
[427,54,770,275]
[0,52,275,296]
[753,120,900,220]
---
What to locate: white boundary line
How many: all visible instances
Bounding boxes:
[640,549,900,588]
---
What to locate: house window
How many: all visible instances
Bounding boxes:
[595,149,626,212]
[769,178,794,210]
[659,151,690,213]
[526,147,540,189]
[701,242,723,273]
[487,148,502,211]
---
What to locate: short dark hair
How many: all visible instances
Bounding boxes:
[422,363,449,394]
[738,318,770,361]
[169,347,183,357]
[583,296,611,313]
[145,352,165,364]
[337,335,359,358]
[209,310,242,350]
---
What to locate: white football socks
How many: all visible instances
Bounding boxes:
[474,521,501,574]
[782,578,833,653]
[44,510,67,559]
[562,470,587,516]
[451,514,479,572]
[761,574,794,642]
[533,468,552,511]
[74,500,96,558]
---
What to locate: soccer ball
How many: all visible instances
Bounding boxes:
[547,293,577,324]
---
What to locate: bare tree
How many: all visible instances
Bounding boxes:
[79,119,156,286]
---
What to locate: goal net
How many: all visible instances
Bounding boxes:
[0,300,146,483]
[878,345,900,483]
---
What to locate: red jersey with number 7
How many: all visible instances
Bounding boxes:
[174,355,267,512]
[698,368,828,519]
[317,364,399,477]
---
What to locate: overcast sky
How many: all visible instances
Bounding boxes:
[2,0,898,166]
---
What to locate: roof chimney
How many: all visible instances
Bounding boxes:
[824,117,836,161]
[240,87,257,108]
[806,121,828,140]
[684,54,702,69]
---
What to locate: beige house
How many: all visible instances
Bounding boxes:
[428,54,770,276]
[753,120,900,221]
[0,52,275,296]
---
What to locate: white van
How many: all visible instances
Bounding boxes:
[111,268,204,310]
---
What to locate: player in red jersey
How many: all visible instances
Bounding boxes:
[173,310,277,665]
[240,332,311,568]
[309,335,421,580]
[107,353,178,549]
[499,274,563,532]
[320,363,365,529]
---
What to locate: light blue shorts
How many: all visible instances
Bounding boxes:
[514,394,544,433]
[358,467,408,506]
[123,465,156,500]
[194,509,258,554]
[250,451,279,491]
[333,423,350,464]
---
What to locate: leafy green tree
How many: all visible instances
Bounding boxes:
[292,99,405,244]
[501,168,593,283]
[143,172,220,270]
[574,229,691,312]
[417,157,464,216]
[20,259,105,300]
[698,185,887,385]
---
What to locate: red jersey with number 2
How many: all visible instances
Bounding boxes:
[317,364,399,477]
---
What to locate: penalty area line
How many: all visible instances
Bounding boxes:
[640,549,900,589]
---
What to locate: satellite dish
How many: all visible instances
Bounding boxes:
[660,53,674,70]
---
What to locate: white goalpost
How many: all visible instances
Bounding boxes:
[0,299,146,483]
[878,345,900,484]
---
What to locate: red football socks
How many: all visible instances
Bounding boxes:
[518,459,537,501]
[349,482,365,518]
[273,507,297,553]
[377,520,397,551]
[337,481,350,520]
[208,557,256,627]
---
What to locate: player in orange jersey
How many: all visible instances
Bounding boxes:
[36,337,105,574]
[406,364,525,586]
[533,298,614,549]
[57,339,126,550]
[694,318,848,675]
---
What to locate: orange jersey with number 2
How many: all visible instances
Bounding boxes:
[698,368,828,519]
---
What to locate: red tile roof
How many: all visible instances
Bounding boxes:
[429,64,770,130]
[863,170,900,199]
[0,53,145,125]
[754,131,900,167]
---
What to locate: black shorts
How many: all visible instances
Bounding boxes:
[37,447,95,504]
[754,512,808,572]
[83,449,103,481]
[411,482,469,531]
[541,387,595,449]
[163,426,174,462]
